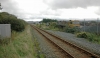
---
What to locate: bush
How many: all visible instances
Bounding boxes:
[76,32,88,38]
[63,26,80,34]
[66,28,75,33]
[76,32,100,43]
[86,33,100,42]
[0,12,27,32]
[11,19,26,32]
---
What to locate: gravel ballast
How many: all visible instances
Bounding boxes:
[47,30,100,55]
[32,28,66,58]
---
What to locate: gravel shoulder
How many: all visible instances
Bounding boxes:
[46,30,100,55]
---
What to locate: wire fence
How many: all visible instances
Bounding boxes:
[80,19,100,34]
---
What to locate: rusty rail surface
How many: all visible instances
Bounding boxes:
[31,25,100,58]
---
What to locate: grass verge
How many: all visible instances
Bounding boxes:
[0,25,36,58]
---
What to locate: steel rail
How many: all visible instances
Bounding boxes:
[31,25,100,58]
[41,29,100,58]
[31,25,74,58]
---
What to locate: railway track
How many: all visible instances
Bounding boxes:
[31,25,100,58]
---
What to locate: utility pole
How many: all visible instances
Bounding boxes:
[84,19,85,32]
[97,18,99,35]
[0,3,2,10]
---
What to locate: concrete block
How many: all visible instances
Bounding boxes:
[0,24,11,39]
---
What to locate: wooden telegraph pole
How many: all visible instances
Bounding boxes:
[0,3,2,10]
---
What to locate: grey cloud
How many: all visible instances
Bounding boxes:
[44,0,100,9]
[30,16,43,19]
[28,14,60,20]
[0,0,21,17]
[95,8,100,15]
[40,10,61,16]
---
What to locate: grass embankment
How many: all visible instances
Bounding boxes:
[0,25,40,58]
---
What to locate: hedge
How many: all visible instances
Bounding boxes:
[0,12,27,32]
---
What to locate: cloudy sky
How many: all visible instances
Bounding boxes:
[0,0,100,21]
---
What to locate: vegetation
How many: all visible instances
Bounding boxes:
[0,25,37,58]
[63,26,80,34]
[76,32,88,38]
[40,18,80,33]
[38,19,100,43]
[76,32,100,43]
[0,36,10,45]
[37,18,59,31]
[42,18,57,23]
[0,12,27,32]
[0,12,45,58]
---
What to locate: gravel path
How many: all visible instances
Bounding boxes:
[47,30,100,55]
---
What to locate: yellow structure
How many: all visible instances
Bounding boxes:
[68,20,80,28]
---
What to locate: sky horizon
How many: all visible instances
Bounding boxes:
[0,0,100,21]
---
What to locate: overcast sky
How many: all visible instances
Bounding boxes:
[0,0,100,21]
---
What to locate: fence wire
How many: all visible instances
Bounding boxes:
[80,19,100,34]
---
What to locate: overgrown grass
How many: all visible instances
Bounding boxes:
[0,25,36,58]
[76,32,100,44]
[0,36,10,45]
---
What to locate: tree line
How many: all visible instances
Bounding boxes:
[42,18,57,23]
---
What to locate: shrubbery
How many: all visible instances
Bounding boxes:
[42,18,57,23]
[0,12,27,32]
[76,32,100,42]
[76,32,87,38]
[63,26,80,34]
